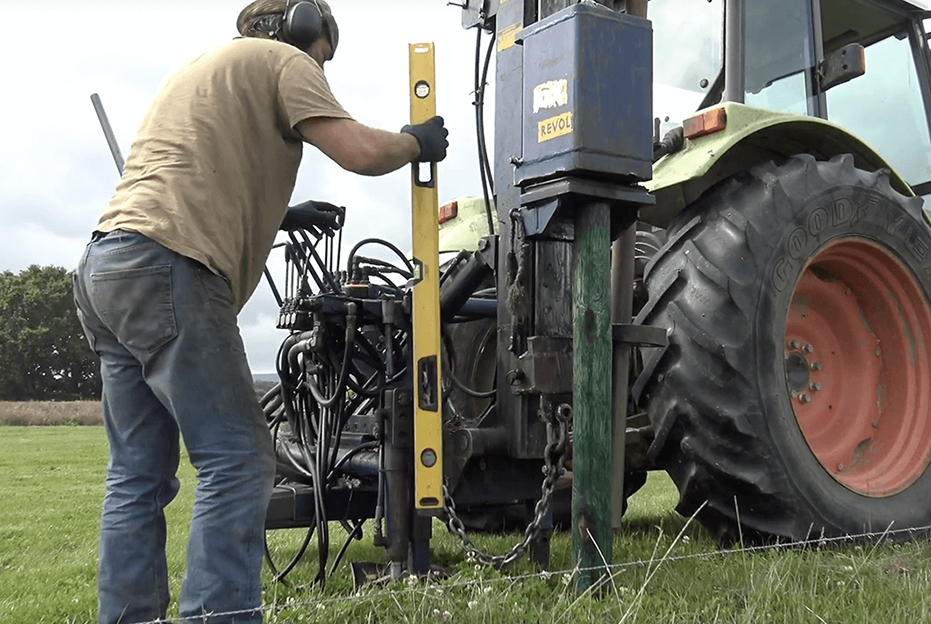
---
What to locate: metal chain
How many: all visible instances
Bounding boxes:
[443,404,571,568]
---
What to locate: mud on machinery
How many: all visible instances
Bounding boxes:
[260,0,931,587]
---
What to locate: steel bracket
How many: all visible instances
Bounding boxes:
[518,175,654,238]
[612,323,668,348]
[459,0,497,30]
[385,389,414,447]
[512,336,573,395]
[475,234,498,268]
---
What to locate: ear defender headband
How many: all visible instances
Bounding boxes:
[240,0,336,59]
[283,0,326,52]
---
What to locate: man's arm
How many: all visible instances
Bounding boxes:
[297,117,420,176]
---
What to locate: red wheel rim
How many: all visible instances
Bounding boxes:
[785,238,931,496]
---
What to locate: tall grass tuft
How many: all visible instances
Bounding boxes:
[0,401,102,426]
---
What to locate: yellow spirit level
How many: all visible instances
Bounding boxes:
[408,42,443,513]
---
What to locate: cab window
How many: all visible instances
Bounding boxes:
[821,0,931,190]
[744,0,817,115]
[652,0,724,134]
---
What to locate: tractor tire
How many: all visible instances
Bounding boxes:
[633,154,931,544]
[444,317,496,423]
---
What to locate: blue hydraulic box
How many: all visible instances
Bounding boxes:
[516,3,652,187]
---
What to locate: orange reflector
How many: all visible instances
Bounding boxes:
[438,200,458,225]
[683,108,727,140]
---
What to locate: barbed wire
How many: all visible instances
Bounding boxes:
[124,521,931,624]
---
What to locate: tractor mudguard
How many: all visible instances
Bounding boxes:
[644,102,914,228]
[437,196,496,255]
[439,104,915,247]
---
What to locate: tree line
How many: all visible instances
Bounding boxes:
[0,265,101,400]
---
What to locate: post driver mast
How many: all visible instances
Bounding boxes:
[459,0,655,589]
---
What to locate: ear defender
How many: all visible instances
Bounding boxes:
[283,1,324,49]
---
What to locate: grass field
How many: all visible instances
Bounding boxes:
[2,417,931,623]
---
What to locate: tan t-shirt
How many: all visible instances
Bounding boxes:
[97,37,352,309]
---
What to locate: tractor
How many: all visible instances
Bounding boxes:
[260,0,931,586]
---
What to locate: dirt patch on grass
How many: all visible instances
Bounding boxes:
[0,401,102,426]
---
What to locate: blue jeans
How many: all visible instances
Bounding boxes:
[73,230,276,624]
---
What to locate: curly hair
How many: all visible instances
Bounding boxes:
[241,12,284,39]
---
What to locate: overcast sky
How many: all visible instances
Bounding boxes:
[1,1,489,374]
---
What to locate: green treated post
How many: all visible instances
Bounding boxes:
[572,202,613,592]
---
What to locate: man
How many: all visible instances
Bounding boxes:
[72,2,448,623]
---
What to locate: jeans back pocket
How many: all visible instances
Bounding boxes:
[91,265,178,354]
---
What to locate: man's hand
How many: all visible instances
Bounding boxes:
[280,200,345,232]
[400,116,449,163]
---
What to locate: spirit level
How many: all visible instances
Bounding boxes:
[409,42,443,513]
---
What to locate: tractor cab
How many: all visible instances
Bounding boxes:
[652,0,931,207]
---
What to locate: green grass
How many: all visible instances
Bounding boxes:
[3,427,931,623]
[0,428,192,623]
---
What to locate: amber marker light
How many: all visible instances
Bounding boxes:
[438,200,458,225]
[683,108,727,140]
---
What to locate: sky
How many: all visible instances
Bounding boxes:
[0,1,490,374]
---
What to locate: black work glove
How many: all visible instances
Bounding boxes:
[280,200,345,232]
[400,116,449,163]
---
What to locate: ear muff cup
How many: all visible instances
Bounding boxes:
[283,1,324,49]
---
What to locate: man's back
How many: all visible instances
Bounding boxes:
[98,37,350,307]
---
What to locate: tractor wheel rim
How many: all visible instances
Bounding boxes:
[785,238,931,496]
